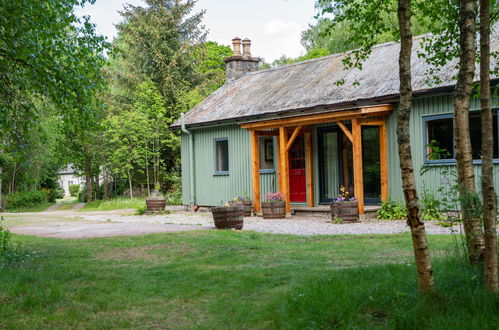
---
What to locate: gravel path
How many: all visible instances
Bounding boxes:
[79,211,463,235]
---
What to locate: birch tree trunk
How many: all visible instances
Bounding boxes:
[479,0,498,291]
[453,0,485,265]
[397,0,435,293]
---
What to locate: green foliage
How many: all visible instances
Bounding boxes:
[69,184,80,197]
[377,201,408,220]
[135,205,147,215]
[81,197,146,212]
[265,48,331,68]
[0,217,32,267]
[421,189,445,221]
[41,188,65,203]
[0,0,109,134]
[331,215,344,224]
[5,191,47,210]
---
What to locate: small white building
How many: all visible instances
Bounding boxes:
[58,165,82,197]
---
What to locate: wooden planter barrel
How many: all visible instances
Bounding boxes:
[261,201,286,219]
[228,200,253,216]
[330,201,359,223]
[146,197,167,213]
[211,205,244,229]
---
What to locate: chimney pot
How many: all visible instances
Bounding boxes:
[242,38,251,56]
[232,37,242,56]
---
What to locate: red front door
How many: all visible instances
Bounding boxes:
[289,136,307,202]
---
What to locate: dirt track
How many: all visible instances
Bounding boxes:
[1,209,208,239]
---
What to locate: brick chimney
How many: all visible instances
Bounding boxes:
[223,37,260,81]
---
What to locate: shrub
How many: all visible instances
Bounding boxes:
[69,184,80,197]
[1,216,32,267]
[41,187,65,203]
[377,201,407,220]
[5,190,47,210]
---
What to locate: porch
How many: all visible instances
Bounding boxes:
[241,104,393,215]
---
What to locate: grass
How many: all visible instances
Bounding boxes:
[81,197,146,211]
[1,231,497,329]
[4,201,54,213]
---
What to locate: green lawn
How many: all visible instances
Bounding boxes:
[4,201,54,213]
[1,231,497,329]
[80,197,146,211]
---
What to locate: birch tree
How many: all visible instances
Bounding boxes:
[479,0,498,292]
[317,0,435,292]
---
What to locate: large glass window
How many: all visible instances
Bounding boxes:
[425,111,498,161]
[259,136,275,171]
[214,139,229,174]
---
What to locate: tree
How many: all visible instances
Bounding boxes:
[0,0,108,204]
[396,0,435,292]
[479,0,498,292]
[317,0,435,292]
[303,2,437,55]
[452,0,485,265]
[104,110,149,198]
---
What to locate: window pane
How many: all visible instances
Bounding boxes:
[215,140,229,172]
[259,137,275,170]
[427,118,454,160]
[469,112,498,159]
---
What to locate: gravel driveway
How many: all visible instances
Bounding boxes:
[2,208,463,239]
[79,210,462,236]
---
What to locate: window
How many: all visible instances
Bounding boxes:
[424,111,498,162]
[259,136,275,172]
[214,138,229,174]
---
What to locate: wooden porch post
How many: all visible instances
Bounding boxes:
[305,131,314,207]
[352,119,364,214]
[250,130,261,213]
[380,121,389,202]
[279,126,291,214]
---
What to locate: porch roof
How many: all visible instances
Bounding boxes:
[173,33,499,129]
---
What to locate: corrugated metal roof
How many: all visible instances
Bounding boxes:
[173,34,499,128]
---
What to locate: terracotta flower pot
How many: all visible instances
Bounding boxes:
[330,200,359,223]
[261,201,286,219]
[211,205,244,229]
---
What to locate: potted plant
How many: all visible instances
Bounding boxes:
[261,192,286,219]
[229,191,253,216]
[211,201,244,230]
[330,186,359,223]
[145,184,167,213]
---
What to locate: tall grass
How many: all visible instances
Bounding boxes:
[274,258,498,329]
[81,197,146,211]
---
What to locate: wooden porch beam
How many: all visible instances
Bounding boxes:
[250,130,261,213]
[379,121,389,202]
[279,126,291,214]
[305,131,314,208]
[240,105,393,130]
[352,119,364,215]
[336,121,353,142]
[286,125,303,151]
[253,130,279,136]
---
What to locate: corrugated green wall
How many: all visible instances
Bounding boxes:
[386,93,499,201]
[181,124,278,206]
[181,92,498,206]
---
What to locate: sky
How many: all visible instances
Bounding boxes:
[76,0,318,62]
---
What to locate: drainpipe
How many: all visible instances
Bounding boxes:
[181,113,196,205]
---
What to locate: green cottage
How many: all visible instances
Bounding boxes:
[171,35,499,216]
